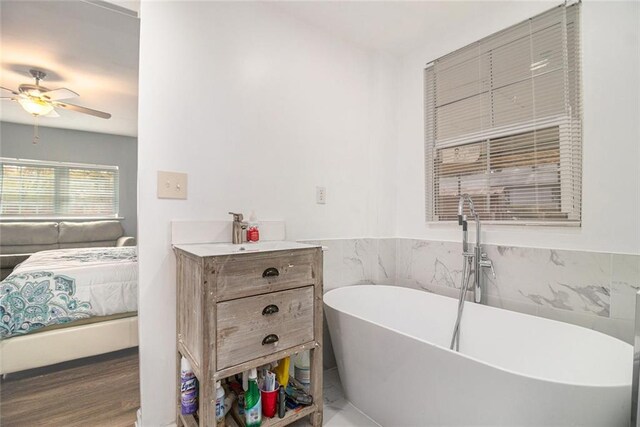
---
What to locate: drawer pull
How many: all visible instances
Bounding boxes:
[262,334,279,345]
[262,304,280,316]
[262,267,280,278]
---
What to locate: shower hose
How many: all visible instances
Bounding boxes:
[450,256,474,352]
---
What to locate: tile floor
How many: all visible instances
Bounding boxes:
[292,368,380,427]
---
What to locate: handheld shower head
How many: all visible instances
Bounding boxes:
[457,196,466,225]
[458,194,478,231]
[458,194,478,221]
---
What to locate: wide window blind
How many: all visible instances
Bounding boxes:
[425,3,582,224]
[0,158,119,218]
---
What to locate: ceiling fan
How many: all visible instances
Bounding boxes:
[0,69,111,119]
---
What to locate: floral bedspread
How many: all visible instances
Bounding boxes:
[0,272,92,338]
[0,247,137,339]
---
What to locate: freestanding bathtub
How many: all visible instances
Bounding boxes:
[324,285,632,426]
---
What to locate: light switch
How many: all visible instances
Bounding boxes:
[316,186,326,204]
[157,171,188,199]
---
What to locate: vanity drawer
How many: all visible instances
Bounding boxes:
[216,286,314,370]
[214,249,317,301]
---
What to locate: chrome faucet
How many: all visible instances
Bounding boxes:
[450,194,497,351]
[457,195,495,303]
[229,212,248,244]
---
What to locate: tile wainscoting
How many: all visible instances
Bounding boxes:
[302,238,396,369]
[304,238,639,367]
[394,239,638,345]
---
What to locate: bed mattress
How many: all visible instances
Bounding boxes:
[0,246,137,339]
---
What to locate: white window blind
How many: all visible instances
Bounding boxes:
[0,158,119,218]
[425,3,582,224]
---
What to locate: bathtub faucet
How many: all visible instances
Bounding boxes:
[457,195,495,303]
[451,195,496,350]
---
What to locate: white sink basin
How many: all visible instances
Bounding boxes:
[173,241,320,257]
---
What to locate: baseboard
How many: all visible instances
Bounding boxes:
[135,408,142,427]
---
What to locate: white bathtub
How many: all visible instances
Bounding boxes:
[324,285,632,426]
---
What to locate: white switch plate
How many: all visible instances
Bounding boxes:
[316,186,326,204]
[157,171,188,199]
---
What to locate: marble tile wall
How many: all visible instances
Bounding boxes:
[301,238,640,350]
[302,238,396,292]
[300,238,396,369]
[395,239,639,344]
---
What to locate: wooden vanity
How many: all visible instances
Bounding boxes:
[174,242,323,427]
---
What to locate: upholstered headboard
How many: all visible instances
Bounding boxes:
[0,220,135,279]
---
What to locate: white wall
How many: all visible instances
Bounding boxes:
[395,0,640,255]
[137,2,396,424]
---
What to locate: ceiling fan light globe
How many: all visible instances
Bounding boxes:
[18,97,54,116]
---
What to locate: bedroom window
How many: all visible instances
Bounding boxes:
[425,3,582,224]
[0,158,119,219]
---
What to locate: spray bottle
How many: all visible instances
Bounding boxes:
[244,368,262,426]
[180,357,198,415]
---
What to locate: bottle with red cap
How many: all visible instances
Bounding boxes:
[247,211,260,243]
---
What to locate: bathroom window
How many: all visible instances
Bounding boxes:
[0,158,120,219]
[425,3,582,224]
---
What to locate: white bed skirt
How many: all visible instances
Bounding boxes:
[0,316,138,374]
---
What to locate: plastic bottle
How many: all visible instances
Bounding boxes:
[247,211,260,242]
[293,351,310,393]
[180,357,198,415]
[215,381,226,424]
[244,368,262,427]
[273,357,290,387]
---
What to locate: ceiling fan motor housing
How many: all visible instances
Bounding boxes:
[19,84,50,96]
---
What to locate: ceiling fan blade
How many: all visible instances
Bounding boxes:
[0,86,18,97]
[42,88,79,101]
[53,102,111,119]
[45,109,60,118]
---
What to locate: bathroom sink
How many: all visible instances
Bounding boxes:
[173,241,321,257]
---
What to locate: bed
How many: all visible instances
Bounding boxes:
[0,246,138,374]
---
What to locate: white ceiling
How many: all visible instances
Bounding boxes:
[273,1,558,56]
[0,1,555,138]
[0,1,140,137]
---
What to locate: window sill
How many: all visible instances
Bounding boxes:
[0,216,125,222]
[427,220,581,227]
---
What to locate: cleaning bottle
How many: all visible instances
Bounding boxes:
[180,357,198,415]
[244,368,262,427]
[273,357,290,387]
[215,381,226,424]
[293,351,310,393]
[247,211,260,242]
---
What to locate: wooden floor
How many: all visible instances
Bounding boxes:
[0,348,140,427]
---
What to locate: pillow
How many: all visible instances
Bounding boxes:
[58,221,123,243]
